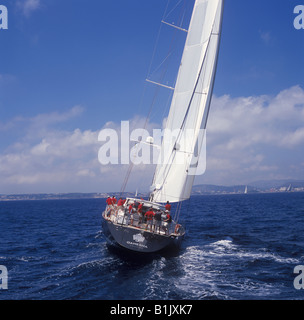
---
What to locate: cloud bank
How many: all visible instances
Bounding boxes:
[16,0,41,17]
[0,86,303,194]
[201,85,304,185]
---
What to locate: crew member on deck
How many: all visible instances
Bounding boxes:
[138,202,144,223]
[128,203,135,225]
[163,211,172,235]
[111,196,117,206]
[106,196,113,217]
[106,196,112,206]
[117,198,124,208]
[165,201,171,211]
[145,207,155,232]
[154,210,162,234]
[129,203,134,214]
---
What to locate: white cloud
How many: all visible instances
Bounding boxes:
[0,106,101,193]
[17,0,41,17]
[0,74,15,90]
[259,30,272,45]
[1,86,304,194]
[197,85,304,185]
[0,108,158,194]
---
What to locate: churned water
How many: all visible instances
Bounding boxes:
[1,193,304,300]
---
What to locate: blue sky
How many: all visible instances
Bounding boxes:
[0,0,304,194]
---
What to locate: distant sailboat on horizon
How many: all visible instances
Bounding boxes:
[102,0,225,253]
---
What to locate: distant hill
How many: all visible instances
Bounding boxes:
[1,180,304,201]
[191,184,254,195]
[193,180,304,194]
[249,180,304,190]
[0,191,146,201]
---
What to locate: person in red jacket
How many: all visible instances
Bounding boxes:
[145,207,155,231]
[117,198,124,207]
[106,196,113,217]
[138,202,144,224]
[138,203,143,213]
[128,203,134,214]
[111,196,117,206]
[165,201,171,211]
[128,203,135,225]
[163,211,172,235]
[106,196,113,206]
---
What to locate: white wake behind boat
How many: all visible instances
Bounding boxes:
[102,0,225,253]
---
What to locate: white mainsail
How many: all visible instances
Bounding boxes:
[150,0,224,203]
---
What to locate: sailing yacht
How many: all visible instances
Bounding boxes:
[102,0,225,253]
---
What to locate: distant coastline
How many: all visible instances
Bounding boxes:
[0,192,138,202]
[1,180,304,201]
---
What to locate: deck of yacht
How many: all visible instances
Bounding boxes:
[103,203,184,237]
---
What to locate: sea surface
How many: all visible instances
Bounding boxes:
[1,193,304,300]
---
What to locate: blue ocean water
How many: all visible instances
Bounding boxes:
[1,193,304,300]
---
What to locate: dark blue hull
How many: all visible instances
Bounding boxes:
[102,214,184,253]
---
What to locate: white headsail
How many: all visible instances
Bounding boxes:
[150,0,224,203]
